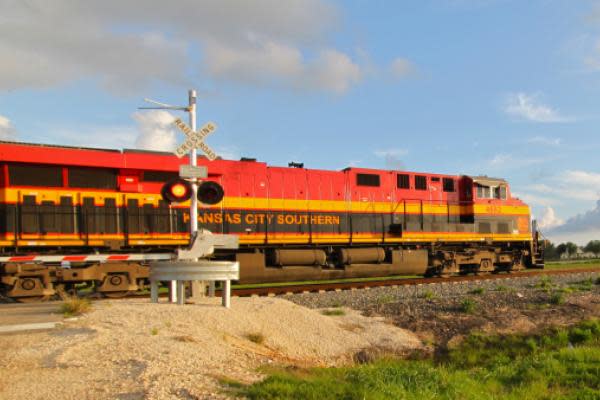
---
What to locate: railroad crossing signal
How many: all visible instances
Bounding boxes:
[161,178,225,205]
[161,178,193,203]
[173,118,218,160]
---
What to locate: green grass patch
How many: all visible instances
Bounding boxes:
[569,278,594,292]
[549,292,566,305]
[321,308,346,316]
[468,287,485,295]
[534,276,555,291]
[543,260,600,270]
[419,290,437,300]
[240,319,600,400]
[59,296,91,317]
[460,298,477,314]
[150,327,159,335]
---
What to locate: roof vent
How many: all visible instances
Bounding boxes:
[288,162,304,168]
[240,157,256,162]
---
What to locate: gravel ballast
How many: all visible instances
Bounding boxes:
[0,296,421,400]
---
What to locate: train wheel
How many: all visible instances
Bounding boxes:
[96,274,133,298]
[9,277,54,302]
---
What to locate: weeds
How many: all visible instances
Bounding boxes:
[569,278,594,292]
[321,308,346,316]
[241,319,600,400]
[59,296,91,317]
[494,285,508,292]
[150,327,159,335]
[534,276,554,291]
[459,298,477,314]
[419,290,437,300]
[245,332,266,345]
[549,292,566,305]
[468,287,485,295]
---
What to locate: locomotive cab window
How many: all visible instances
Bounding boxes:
[68,167,117,189]
[415,175,427,190]
[494,186,507,200]
[8,164,63,187]
[356,173,380,187]
[476,184,491,199]
[397,174,410,189]
[443,178,455,192]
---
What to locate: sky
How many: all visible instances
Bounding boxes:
[0,0,599,245]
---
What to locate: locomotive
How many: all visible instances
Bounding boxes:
[0,140,543,301]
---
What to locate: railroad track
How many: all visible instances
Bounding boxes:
[214,267,600,298]
[5,267,599,303]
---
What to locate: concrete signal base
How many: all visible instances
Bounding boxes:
[149,261,240,308]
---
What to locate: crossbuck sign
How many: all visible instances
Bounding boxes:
[173,118,218,160]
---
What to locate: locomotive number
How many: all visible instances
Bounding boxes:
[485,205,501,214]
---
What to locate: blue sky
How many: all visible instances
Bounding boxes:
[0,0,599,244]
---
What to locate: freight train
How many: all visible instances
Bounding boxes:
[0,141,543,301]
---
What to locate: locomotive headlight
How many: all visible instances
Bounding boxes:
[161,178,193,204]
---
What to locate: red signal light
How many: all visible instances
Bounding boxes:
[161,178,192,204]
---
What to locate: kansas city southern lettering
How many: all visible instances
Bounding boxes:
[183,212,340,225]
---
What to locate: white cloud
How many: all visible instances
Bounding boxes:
[389,57,415,79]
[537,206,564,229]
[488,153,550,169]
[0,0,377,94]
[504,92,568,123]
[529,170,600,202]
[512,192,561,207]
[133,111,178,152]
[374,148,408,170]
[0,115,17,140]
[213,145,240,161]
[548,200,600,234]
[526,136,561,146]
[38,126,138,150]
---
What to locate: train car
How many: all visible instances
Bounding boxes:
[0,141,543,301]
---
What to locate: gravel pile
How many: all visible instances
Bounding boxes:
[283,272,600,310]
[0,296,421,400]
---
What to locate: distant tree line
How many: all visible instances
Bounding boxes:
[544,240,600,260]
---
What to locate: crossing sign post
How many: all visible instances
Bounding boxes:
[173,119,218,160]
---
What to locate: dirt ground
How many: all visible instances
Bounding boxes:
[376,289,600,349]
[0,297,421,400]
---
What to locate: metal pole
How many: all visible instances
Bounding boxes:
[189,89,198,234]
[222,280,231,308]
[189,89,207,299]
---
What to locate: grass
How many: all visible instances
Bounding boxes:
[549,292,566,305]
[321,308,346,316]
[245,332,266,345]
[150,327,159,335]
[468,287,485,295]
[59,296,91,317]
[419,290,437,300]
[237,319,600,400]
[534,276,555,291]
[543,260,600,270]
[460,298,477,314]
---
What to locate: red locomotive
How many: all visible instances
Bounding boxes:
[0,141,542,301]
